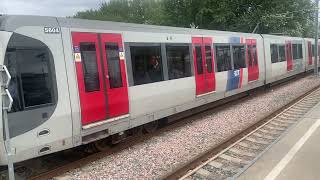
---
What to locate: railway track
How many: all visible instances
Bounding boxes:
[176,86,320,180]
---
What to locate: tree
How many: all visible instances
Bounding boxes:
[73,0,315,37]
[74,0,165,25]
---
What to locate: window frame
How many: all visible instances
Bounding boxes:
[105,42,123,89]
[214,43,233,72]
[5,34,57,112]
[270,44,279,63]
[79,42,101,92]
[126,42,166,86]
[231,44,247,69]
[165,43,193,80]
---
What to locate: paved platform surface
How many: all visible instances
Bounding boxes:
[238,101,320,180]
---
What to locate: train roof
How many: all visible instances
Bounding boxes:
[0,15,263,37]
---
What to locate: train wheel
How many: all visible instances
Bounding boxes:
[93,139,111,152]
[143,120,159,134]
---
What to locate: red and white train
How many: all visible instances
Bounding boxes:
[0,15,318,165]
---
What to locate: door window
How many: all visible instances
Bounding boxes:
[253,45,258,65]
[195,45,203,74]
[105,42,123,89]
[248,45,258,66]
[205,45,213,73]
[80,42,100,92]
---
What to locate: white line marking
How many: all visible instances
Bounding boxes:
[264,119,320,180]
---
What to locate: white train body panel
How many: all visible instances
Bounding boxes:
[0,15,312,165]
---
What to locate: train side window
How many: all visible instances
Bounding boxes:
[232,45,246,69]
[4,33,57,112]
[205,45,213,73]
[279,45,286,62]
[297,44,303,59]
[216,45,232,72]
[80,43,100,92]
[105,42,123,88]
[292,44,298,60]
[195,45,203,74]
[130,45,163,85]
[270,44,279,63]
[166,45,191,80]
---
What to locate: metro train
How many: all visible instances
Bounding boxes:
[0,15,318,165]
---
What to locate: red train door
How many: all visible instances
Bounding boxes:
[246,39,259,81]
[192,37,216,96]
[286,41,293,71]
[72,32,107,125]
[100,33,129,118]
[308,41,312,65]
[72,32,129,125]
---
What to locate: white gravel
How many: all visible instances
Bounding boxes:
[61,75,320,180]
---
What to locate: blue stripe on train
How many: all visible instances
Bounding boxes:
[226,69,241,91]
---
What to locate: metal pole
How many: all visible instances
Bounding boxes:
[4,108,15,180]
[315,0,319,75]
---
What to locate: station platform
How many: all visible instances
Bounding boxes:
[238,101,320,180]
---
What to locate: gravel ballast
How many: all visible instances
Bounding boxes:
[62,75,320,180]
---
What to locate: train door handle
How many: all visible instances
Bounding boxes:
[106,75,109,79]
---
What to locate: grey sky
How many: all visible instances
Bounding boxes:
[0,0,104,17]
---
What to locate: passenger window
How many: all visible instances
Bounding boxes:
[232,45,246,69]
[279,45,286,62]
[292,44,298,60]
[270,44,279,63]
[216,45,232,72]
[205,45,213,73]
[105,43,123,89]
[5,33,57,112]
[130,45,163,85]
[166,45,191,80]
[80,43,100,92]
[195,45,203,74]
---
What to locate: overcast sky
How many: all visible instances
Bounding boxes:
[0,0,104,17]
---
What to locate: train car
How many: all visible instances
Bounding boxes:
[262,34,306,84]
[0,15,308,165]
